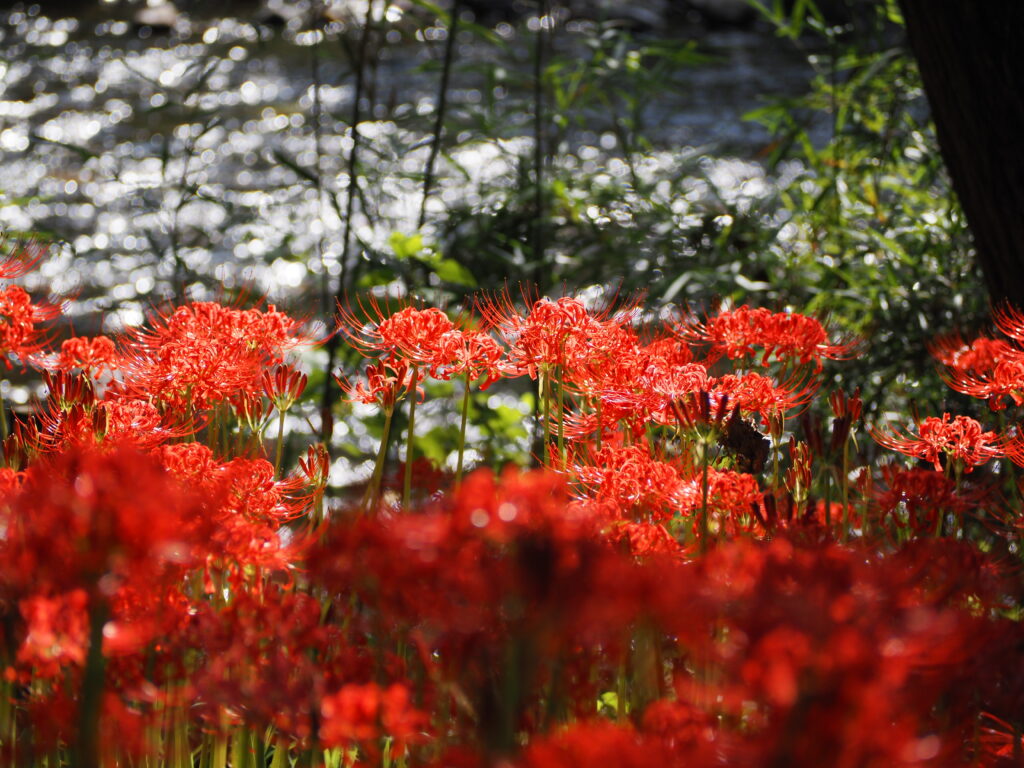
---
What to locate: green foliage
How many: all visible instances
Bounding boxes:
[0,1,993,479]
[741,2,986,421]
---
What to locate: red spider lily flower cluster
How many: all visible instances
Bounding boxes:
[933,305,1024,411]
[677,304,859,370]
[872,413,1002,474]
[5,251,1024,768]
[117,300,307,411]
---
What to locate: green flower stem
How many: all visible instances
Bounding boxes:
[73,597,109,768]
[841,439,851,543]
[699,440,710,553]
[273,405,287,478]
[403,366,419,509]
[556,365,566,464]
[270,736,289,768]
[455,371,471,486]
[362,404,395,513]
[539,371,551,466]
[211,724,229,768]
[0,375,8,465]
[823,468,832,529]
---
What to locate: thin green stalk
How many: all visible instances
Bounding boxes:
[455,371,471,486]
[615,657,627,722]
[274,406,287,478]
[699,441,710,553]
[170,713,190,768]
[231,727,254,768]
[594,396,602,451]
[198,735,213,768]
[73,598,109,768]
[211,730,228,768]
[362,404,395,513]
[270,736,290,768]
[841,439,851,543]
[0,678,13,764]
[555,365,565,464]
[772,435,781,494]
[540,371,551,466]
[823,468,832,530]
[0,375,9,464]
[403,366,419,509]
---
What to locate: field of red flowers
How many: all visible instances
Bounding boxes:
[2,241,1024,767]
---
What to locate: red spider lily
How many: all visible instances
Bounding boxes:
[607,520,687,559]
[872,413,1002,473]
[622,361,711,428]
[997,432,1024,469]
[931,328,1024,411]
[262,364,308,410]
[0,465,23,498]
[320,682,428,753]
[0,443,213,598]
[929,331,1015,373]
[676,304,859,370]
[0,285,59,369]
[572,444,687,522]
[708,371,819,423]
[558,334,690,425]
[386,457,450,498]
[515,720,675,768]
[307,469,644,753]
[16,589,90,678]
[429,328,505,388]
[648,537,994,768]
[941,356,1024,411]
[55,335,119,379]
[672,389,733,435]
[185,586,355,742]
[977,713,1024,766]
[337,354,417,408]
[683,468,764,537]
[118,301,307,412]
[0,237,47,279]
[298,442,330,487]
[336,297,462,367]
[30,388,195,453]
[479,292,621,379]
[157,443,303,573]
[991,302,1024,344]
[43,370,95,412]
[872,465,975,536]
[229,389,267,431]
[671,373,814,436]
[376,306,455,359]
[558,316,641,395]
[825,387,862,453]
[785,438,813,504]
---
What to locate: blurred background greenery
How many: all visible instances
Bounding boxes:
[0,0,991,482]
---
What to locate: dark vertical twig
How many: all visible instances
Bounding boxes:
[829,29,841,247]
[418,0,462,231]
[320,0,379,446]
[531,0,549,292]
[310,0,328,317]
[527,0,550,466]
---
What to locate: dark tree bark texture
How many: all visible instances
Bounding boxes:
[899,1,1024,308]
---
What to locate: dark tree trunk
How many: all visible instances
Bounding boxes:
[899,1,1024,308]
